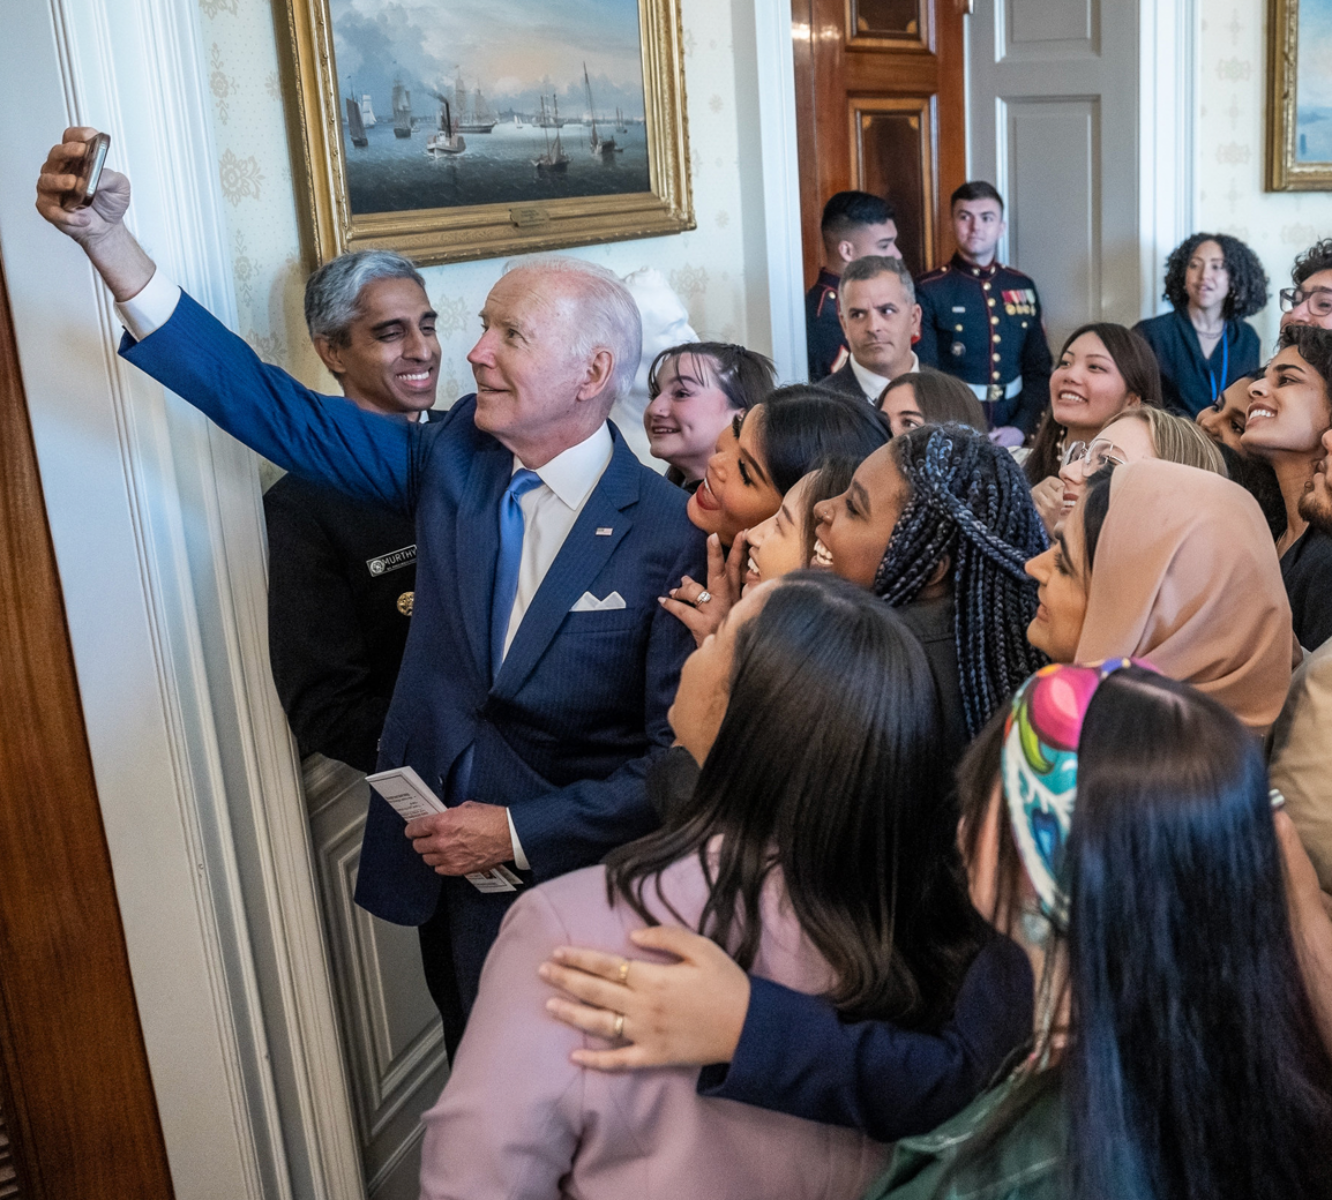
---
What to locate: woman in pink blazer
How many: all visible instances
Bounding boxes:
[419,572,987,1200]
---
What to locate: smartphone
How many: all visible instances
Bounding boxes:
[63,132,111,211]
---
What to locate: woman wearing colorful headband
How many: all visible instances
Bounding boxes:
[863,660,1332,1199]
[1024,458,1292,730]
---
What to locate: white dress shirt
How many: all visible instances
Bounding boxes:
[849,350,920,403]
[117,268,607,869]
[500,426,613,867]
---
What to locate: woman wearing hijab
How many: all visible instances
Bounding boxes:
[1024,458,1292,730]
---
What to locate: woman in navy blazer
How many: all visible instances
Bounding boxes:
[1133,233,1266,417]
[420,574,1027,1198]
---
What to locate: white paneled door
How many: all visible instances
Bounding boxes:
[967,0,1142,352]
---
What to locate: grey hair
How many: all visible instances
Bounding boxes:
[304,250,427,345]
[841,254,915,303]
[502,254,643,405]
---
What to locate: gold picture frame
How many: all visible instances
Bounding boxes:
[1266,0,1332,191]
[276,0,695,267]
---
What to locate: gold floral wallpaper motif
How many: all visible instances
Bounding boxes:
[197,0,758,417]
[1196,1,1322,346]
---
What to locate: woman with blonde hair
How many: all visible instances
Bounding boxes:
[1056,404,1226,515]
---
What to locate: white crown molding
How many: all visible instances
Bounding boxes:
[2,0,363,1196]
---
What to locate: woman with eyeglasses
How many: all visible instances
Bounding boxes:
[1024,324,1162,535]
[1280,238,1332,333]
[1133,233,1267,418]
[1056,406,1226,515]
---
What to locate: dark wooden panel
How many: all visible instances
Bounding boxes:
[853,99,936,277]
[0,259,175,1199]
[793,0,966,290]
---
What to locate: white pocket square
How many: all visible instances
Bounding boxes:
[571,590,627,612]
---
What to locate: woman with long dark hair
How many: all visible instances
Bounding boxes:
[865,662,1332,1199]
[1133,232,1267,417]
[665,385,889,644]
[1241,322,1332,649]
[420,574,1014,1199]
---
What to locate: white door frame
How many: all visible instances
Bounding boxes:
[1,1,360,1196]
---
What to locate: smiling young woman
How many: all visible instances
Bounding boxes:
[1242,324,1332,648]
[1024,323,1162,534]
[642,342,775,487]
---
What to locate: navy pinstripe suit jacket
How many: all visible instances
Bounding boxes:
[123,293,704,1005]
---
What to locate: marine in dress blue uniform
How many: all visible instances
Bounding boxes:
[805,268,850,381]
[915,253,1053,435]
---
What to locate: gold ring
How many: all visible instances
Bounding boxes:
[617,958,630,985]
[613,1012,625,1039]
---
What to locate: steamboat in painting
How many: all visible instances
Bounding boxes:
[329,0,650,215]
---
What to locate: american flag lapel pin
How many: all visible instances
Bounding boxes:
[595,527,613,536]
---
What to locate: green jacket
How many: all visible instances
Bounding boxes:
[863,1073,1063,1200]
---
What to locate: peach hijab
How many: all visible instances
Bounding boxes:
[1074,459,1293,730]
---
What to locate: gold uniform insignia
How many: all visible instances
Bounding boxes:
[397,591,414,616]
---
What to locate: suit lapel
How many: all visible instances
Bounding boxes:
[456,441,512,682]
[492,432,640,698]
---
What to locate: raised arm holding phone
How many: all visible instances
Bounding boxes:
[36,128,706,1053]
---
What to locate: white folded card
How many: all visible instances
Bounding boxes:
[570,590,627,612]
[366,765,521,893]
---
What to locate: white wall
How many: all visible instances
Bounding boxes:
[1194,0,1325,347]
[199,0,780,403]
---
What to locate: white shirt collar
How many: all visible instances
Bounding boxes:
[514,422,614,510]
[849,351,920,402]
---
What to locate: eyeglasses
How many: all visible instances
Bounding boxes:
[1279,286,1332,317]
[1062,438,1127,475]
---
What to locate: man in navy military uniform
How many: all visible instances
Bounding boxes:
[916,182,1052,441]
[265,250,434,776]
[805,191,901,382]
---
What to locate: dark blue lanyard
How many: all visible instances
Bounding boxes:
[1206,329,1229,405]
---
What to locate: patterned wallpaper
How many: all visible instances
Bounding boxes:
[1195,1,1326,348]
[197,0,760,409]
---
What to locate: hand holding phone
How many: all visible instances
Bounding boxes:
[61,132,111,211]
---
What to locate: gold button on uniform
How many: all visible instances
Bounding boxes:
[993,353,1001,362]
[397,591,414,616]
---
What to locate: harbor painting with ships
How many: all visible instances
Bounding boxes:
[330,0,651,214]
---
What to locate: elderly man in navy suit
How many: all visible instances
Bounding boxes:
[38,128,705,1054]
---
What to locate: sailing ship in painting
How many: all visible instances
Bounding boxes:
[393,81,413,137]
[583,63,621,159]
[360,94,377,127]
[615,108,628,133]
[346,90,368,148]
[454,75,499,133]
[426,93,466,156]
[534,95,569,174]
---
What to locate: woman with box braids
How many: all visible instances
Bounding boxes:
[873,425,1048,738]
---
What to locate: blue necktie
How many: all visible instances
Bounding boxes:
[491,469,543,676]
